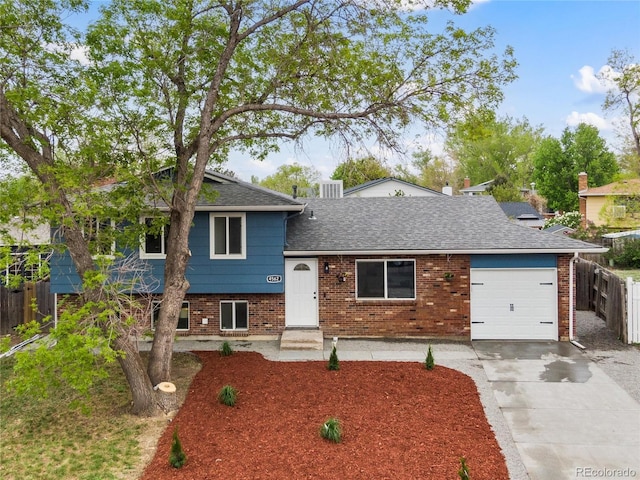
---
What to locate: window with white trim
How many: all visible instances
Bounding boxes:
[140,217,169,259]
[210,213,245,259]
[151,301,189,331]
[83,218,116,256]
[220,300,248,331]
[356,259,416,299]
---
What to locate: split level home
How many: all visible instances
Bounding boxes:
[50,170,606,342]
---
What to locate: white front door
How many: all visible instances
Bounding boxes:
[285,258,318,328]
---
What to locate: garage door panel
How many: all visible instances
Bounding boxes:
[471,268,557,340]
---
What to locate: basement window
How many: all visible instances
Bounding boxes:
[151,301,189,331]
[220,300,248,331]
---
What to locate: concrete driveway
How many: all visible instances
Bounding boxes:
[474,341,640,480]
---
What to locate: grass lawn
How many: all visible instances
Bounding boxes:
[0,352,201,480]
[610,268,640,282]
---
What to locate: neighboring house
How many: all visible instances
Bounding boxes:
[499,202,545,229]
[50,173,606,342]
[460,178,493,196]
[578,172,640,229]
[1,217,51,287]
[543,224,576,236]
[343,177,444,197]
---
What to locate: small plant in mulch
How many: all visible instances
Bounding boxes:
[218,384,238,406]
[169,427,187,469]
[320,417,342,443]
[220,341,234,356]
[458,456,470,479]
[327,345,340,371]
[425,345,435,370]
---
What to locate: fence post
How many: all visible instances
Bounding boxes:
[628,277,640,344]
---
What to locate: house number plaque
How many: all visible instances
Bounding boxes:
[266,275,282,283]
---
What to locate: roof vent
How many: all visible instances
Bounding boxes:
[320,180,343,198]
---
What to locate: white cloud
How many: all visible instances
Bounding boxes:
[571,65,619,94]
[565,111,610,130]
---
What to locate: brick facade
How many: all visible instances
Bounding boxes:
[57,253,574,340]
[317,254,470,338]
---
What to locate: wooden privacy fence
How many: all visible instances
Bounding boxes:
[576,259,640,344]
[0,281,54,335]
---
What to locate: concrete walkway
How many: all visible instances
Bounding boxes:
[142,336,640,479]
[475,341,640,480]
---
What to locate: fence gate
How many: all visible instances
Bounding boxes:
[0,281,54,335]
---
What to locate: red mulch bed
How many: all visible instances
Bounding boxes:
[141,351,508,479]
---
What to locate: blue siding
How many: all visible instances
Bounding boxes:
[50,211,288,294]
[470,254,557,269]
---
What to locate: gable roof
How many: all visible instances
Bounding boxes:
[579,178,640,197]
[149,168,305,212]
[285,196,605,255]
[344,177,443,197]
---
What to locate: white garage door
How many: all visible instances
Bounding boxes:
[470,268,558,340]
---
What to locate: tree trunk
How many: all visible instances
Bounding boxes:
[113,334,159,417]
[147,206,192,386]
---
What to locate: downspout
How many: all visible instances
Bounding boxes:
[283,204,307,248]
[569,252,585,349]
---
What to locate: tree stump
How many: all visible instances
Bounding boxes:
[155,382,178,413]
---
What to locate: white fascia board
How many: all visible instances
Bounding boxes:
[167,205,307,212]
[283,247,609,256]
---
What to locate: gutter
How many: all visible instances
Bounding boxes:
[569,252,585,349]
[283,247,609,256]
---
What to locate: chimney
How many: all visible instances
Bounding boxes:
[578,172,587,228]
[442,182,453,196]
[578,172,588,192]
[463,177,471,189]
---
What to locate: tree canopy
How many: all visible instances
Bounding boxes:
[254,163,320,197]
[445,110,543,198]
[331,156,392,189]
[1,0,517,414]
[600,48,640,161]
[532,123,619,212]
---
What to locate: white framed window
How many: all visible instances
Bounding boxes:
[220,300,248,331]
[151,301,189,331]
[84,218,116,257]
[210,213,246,259]
[612,205,627,219]
[356,259,416,300]
[140,217,169,259]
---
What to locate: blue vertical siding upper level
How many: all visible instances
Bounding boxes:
[50,211,290,294]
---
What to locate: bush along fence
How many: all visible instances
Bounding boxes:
[576,259,640,344]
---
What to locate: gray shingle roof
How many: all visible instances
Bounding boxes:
[285,196,605,253]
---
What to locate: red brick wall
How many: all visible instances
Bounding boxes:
[557,254,572,341]
[57,253,574,340]
[317,254,471,339]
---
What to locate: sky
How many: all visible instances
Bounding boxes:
[3,0,639,182]
[238,0,640,183]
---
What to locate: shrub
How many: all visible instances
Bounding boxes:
[606,238,640,268]
[218,385,238,406]
[327,345,340,371]
[169,428,187,468]
[320,417,342,443]
[458,457,470,479]
[425,345,435,370]
[220,341,233,356]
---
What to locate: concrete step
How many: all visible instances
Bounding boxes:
[280,329,324,351]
